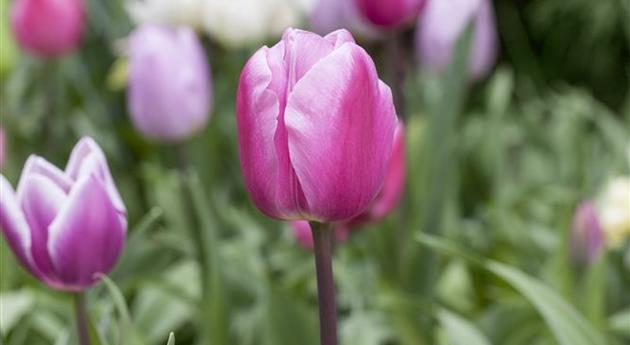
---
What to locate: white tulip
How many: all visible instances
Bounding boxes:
[597,177,630,248]
[202,0,305,48]
[126,0,206,29]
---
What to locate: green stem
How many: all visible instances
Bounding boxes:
[310,222,338,345]
[73,292,91,345]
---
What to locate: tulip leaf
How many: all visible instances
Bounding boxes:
[166,332,176,345]
[98,275,144,345]
[0,290,34,335]
[416,233,607,345]
[182,170,229,345]
[437,309,491,345]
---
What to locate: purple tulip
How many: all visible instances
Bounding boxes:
[237,28,398,223]
[354,0,425,29]
[570,202,604,266]
[0,138,127,291]
[291,123,406,249]
[10,0,84,57]
[309,0,380,40]
[415,0,498,81]
[128,25,212,142]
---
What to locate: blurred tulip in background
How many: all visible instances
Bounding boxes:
[309,0,380,40]
[237,28,398,223]
[127,26,212,142]
[10,0,84,57]
[354,0,425,29]
[570,202,604,266]
[415,0,497,80]
[0,138,127,291]
[597,177,630,248]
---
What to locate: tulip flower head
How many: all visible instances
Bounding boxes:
[354,0,425,29]
[309,0,380,40]
[237,28,398,223]
[415,0,498,81]
[291,123,406,249]
[570,202,604,266]
[597,177,630,249]
[10,0,84,57]
[0,138,127,291]
[127,25,212,142]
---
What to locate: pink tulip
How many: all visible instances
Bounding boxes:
[10,0,84,57]
[354,0,425,29]
[0,137,127,291]
[128,25,212,142]
[237,28,398,223]
[415,0,498,81]
[309,0,380,40]
[291,123,406,249]
[570,202,604,266]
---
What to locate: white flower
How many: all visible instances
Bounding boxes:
[202,0,304,48]
[597,177,630,248]
[126,0,206,29]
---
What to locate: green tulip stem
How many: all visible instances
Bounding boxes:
[310,222,338,345]
[73,292,91,345]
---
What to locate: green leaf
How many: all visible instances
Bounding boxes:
[263,289,318,345]
[416,233,607,345]
[0,290,34,334]
[166,332,175,345]
[608,308,630,336]
[437,309,492,345]
[97,275,144,345]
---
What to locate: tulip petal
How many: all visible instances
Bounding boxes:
[19,174,68,279]
[0,175,41,278]
[47,174,126,290]
[285,44,397,221]
[369,122,406,220]
[17,155,73,195]
[237,46,306,219]
[65,137,126,214]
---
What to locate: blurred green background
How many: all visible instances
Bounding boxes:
[1,0,629,345]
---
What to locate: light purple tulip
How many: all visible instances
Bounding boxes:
[10,0,84,57]
[354,0,425,29]
[128,25,212,142]
[0,138,127,291]
[570,202,604,266]
[291,123,406,249]
[237,28,398,223]
[415,0,498,81]
[309,0,380,40]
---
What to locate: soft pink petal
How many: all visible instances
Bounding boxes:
[0,175,41,279]
[285,44,397,221]
[47,174,126,290]
[237,45,306,219]
[65,137,126,214]
[19,174,68,280]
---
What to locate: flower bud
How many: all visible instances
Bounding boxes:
[237,28,398,222]
[415,0,498,81]
[10,0,84,57]
[0,138,127,291]
[570,202,604,266]
[354,0,425,29]
[127,25,212,142]
[597,177,630,249]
